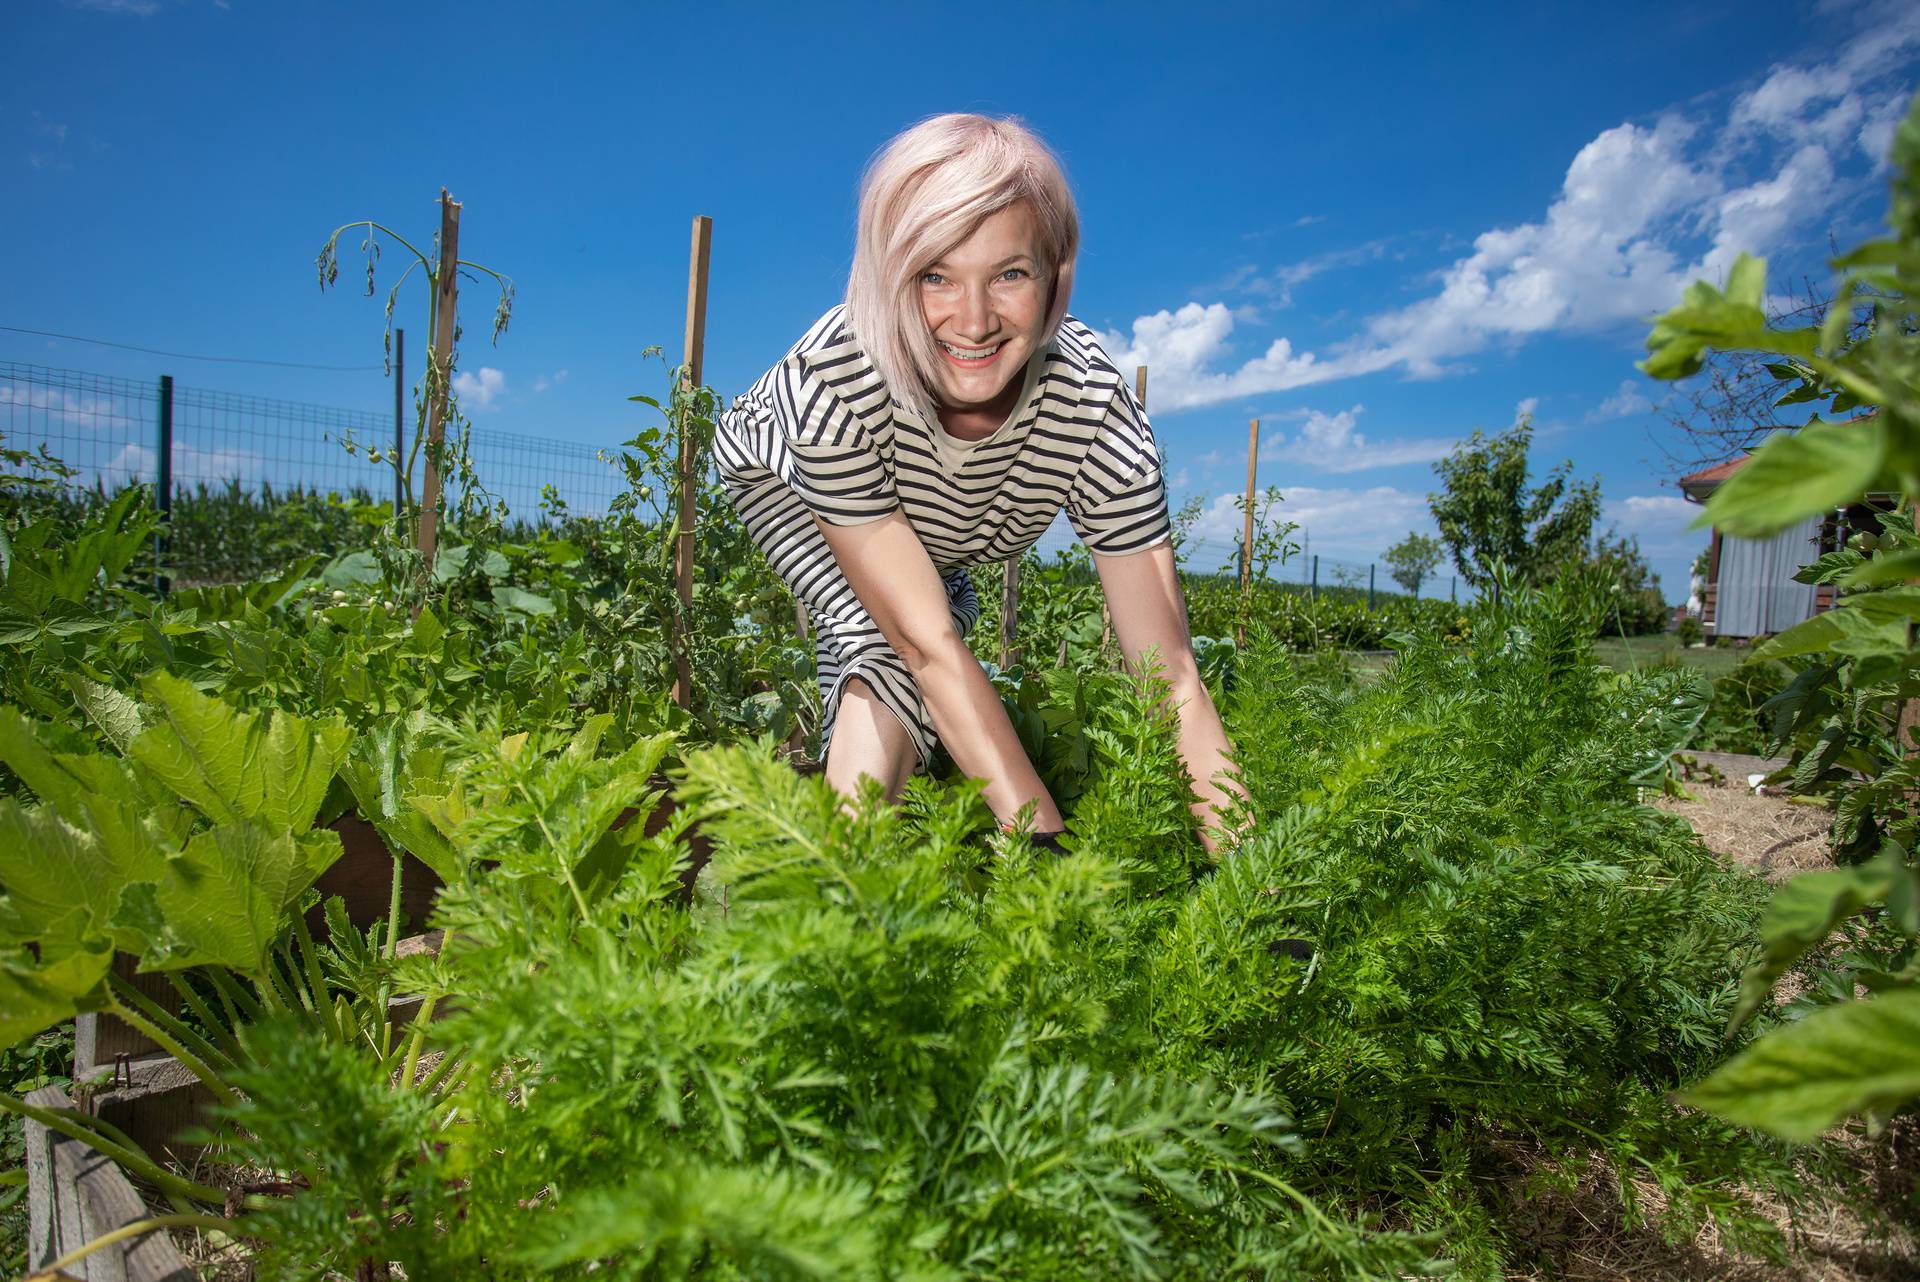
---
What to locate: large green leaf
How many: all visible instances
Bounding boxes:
[0,943,111,1048]
[111,822,342,974]
[1729,847,1911,1028]
[1751,607,1907,662]
[130,673,349,829]
[1842,586,1920,624]
[0,798,169,951]
[1683,989,1920,1141]
[338,719,459,882]
[1699,418,1888,539]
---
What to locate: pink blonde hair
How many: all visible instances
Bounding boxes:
[844,113,1080,428]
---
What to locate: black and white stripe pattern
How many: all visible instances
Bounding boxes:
[716,303,1170,769]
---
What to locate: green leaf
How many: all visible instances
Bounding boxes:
[491,585,555,617]
[1699,419,1888,539]
[0,943,111,1048]
[1730,847,1910,1028]
[1750,608,1906,661]
[112,821,341,974]
[1683,989,1920,1141]
[130,673,349,830]
[1839,548,1920,588]
[320,550,383,587]
[1845,586,1920,623]
[65,675,147,755]
[1792,548,1864,585]
[1726,253,1767,310]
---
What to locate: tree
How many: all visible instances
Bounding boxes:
[1381,532,1442,596]
[1428,418,1602,596]
[1587,529,1666,636]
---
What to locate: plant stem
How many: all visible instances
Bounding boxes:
[108,973,236,1081]
[106,994,239,1108]
[37,1213,240,1276]
[0,1094,227,1204]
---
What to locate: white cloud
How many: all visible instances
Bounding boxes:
[1588,379,1655,422]
[1098,302,1394,412]
[1102,20,1920,413]
[0,380,122,427]
[102,441,264,487]
[532,368,571,394]
[453,366,506,410]
[1257,403,1455,473]
[1176,485,1436,570]
[1601,494,1708,581]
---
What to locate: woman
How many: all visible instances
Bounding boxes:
[715,113,1243,854]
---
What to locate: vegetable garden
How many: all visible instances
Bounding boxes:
[4,96,1920,1282]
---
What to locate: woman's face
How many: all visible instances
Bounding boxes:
[918,202,1050,415]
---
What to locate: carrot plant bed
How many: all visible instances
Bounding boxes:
[4,570,1893,1281]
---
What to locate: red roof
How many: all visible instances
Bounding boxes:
[1678,455,1748,502]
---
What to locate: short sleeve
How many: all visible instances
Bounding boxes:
[770,376,898,527]
[1066,379,1172,555]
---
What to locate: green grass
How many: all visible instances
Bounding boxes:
[1592,634,1751,679]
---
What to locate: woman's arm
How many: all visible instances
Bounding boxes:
[812,510,1064,830]
[1093,540,1246,854]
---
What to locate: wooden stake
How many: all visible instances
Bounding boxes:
[672,215,713,711]
[415,190,461,575]
[1000,559,1021,669]
[1238,418,1259,646]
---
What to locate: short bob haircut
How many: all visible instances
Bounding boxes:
[844,113,1080,431]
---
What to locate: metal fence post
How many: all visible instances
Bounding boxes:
[1310,554,1318,600]
[1367,563,1375,611]
[156,374,173,595]
[393,327,405,514]
[1451,577,1457,603]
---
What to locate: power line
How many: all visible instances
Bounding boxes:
[0,325,382,373]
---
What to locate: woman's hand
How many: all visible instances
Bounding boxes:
[812,511,1064,830]
[1092,541,1248,854]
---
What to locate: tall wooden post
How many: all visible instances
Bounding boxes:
[672,215,713,711]
[392,328,406,514]
[415,191,461,574]
[999,561,1021,669]
[1237,418,1259,646]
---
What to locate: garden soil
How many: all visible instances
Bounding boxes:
[1497,781,1920,1282]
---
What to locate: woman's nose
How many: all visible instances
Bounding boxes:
[956,284,994,339]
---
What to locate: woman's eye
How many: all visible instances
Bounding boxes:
[1001,267,1029,280]
[920,271,945,285]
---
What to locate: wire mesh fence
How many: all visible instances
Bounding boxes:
[2,361,1466,602]
[1027,517,1463,603]
[0,362,629,524]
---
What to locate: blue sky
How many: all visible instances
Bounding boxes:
[6,0,1918,599]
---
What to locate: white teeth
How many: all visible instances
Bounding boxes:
[941,341,1002,359]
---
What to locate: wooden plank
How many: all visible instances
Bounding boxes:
[414,190,462,577]
[672,215,713,711]
[25,1084,195,1281]
[73,956,168,1075]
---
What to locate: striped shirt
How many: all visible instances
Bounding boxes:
[714,304,1171,569]
[712,303,1170,770]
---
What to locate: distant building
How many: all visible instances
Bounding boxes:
[1678,425,1886,639]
